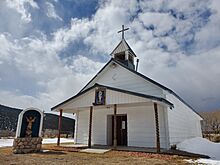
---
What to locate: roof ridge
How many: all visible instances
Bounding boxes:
[122,39,136,56]
[110,40,123,55]
[110,39,136,57]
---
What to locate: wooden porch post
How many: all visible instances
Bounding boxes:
[113,104,117,149]
[88,106,93,148]
[74,111,79,144]
[154,103,160,153]
[57,109,63,146]
[72,113,75,138]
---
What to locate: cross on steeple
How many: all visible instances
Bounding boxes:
[118,25,129,40]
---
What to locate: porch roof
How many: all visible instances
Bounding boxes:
[51,83,174,112]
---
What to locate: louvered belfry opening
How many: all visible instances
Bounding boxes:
[111,25,137,71]
[111,40,136,70]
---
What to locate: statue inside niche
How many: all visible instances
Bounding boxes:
[25,116,36,137]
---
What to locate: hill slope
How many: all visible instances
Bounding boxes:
[0,104,75,136]
[200,110,220,119]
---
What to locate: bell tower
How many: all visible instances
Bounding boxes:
[111,25,137,70]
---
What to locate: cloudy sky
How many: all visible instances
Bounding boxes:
[0,0,220,113]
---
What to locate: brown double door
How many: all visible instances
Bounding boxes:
[112,115,127,146]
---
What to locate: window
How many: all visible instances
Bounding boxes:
[115,52,125,61]
[128,54,134,63]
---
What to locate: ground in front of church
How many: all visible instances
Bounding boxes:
[0,145,194,165]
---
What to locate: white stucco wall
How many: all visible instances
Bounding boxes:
[166,93,202,146]
[76,104,169,149]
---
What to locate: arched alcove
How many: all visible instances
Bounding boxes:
[16,108,44,138]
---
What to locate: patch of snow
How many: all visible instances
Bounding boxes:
[0,138,74,148]
[177,137,220,160]
[186,158,220,165]
[42,138,74,144]
[0,138,13,147]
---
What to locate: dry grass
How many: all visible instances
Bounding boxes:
[0,145,194,165]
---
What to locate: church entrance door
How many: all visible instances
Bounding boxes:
[112,115,127,146]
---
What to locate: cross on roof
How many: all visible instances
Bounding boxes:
[118,25,129,40]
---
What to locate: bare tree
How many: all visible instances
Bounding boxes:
[210,117,220,134]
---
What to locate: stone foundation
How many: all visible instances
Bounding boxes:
[13,137,42,154]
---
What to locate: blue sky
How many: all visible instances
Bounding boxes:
[0,0,220,113]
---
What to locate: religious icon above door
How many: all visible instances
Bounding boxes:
[94,87,106,105]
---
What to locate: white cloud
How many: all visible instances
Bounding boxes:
[0,1,102,111]
[45,2,62,21]
[84,1,135,54]
[0,0,220,112]
[0,30,104,111]
[5,0,39,23]
[0,34,15,60]
[49,18,94,52]
[69,55,104,74]
[136,45,220,111]
[138,12,174,36]
[194,0,220,52]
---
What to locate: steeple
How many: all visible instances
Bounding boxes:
[111,25,137,70]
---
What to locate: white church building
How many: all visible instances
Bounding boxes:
[52,26,202,151]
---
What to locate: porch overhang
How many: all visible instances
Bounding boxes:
[51,83,174,113]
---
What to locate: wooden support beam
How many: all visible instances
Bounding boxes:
[57,109,63,146]
[113,104,117,149]
[72,113,75,138]
[154,103,160,153]
[88,106,93,148]
[74,111,79,144]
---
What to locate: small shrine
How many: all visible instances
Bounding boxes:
[13,108,44,154]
